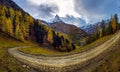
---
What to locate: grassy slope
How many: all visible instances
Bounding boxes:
[92,40,120,72]
[0,33,38,72]
[19,34,114,56]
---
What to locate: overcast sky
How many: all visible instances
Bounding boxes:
[13,0,120,26]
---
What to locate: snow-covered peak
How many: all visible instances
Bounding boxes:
[44,15,87,26]
[53,15,62,22]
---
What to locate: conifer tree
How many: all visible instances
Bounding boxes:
[111,16,117,33]
[9,8,15,24]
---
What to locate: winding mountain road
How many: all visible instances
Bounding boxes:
[8,31,120,72]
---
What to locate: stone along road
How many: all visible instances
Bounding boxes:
[8,31,120,72]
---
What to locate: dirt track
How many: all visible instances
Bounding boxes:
[8,31,120,72]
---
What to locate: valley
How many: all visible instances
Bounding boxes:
[0,0,120,72]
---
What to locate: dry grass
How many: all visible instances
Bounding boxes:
[93,43,120,72]
[0,33,38,72]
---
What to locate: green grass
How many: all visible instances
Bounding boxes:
[19,47,66,56]
[73,34,114,53]
[19,34,115,56]
[92,40,120,72]
[0,33,38,72]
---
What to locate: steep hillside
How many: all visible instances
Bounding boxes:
[50,21,88,46]
[0,0,75,52]
[0,0,24,12]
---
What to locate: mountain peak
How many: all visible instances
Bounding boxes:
[53,15,63,23]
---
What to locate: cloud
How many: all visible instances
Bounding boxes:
[74,0,119,23]
[26,0,80,17]
[13,0,59,20]
[61,15,86,27]
[37,3,59,20]
[13,0,119,26]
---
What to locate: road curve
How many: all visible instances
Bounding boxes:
[8,31,120,72]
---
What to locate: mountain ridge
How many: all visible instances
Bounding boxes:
[41,15,86,27]
[81,20,109,34]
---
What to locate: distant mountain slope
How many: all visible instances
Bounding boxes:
[81,20,109,34]
[50,22,86,34]
[50,21,88,45]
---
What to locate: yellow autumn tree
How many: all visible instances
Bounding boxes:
[47,29,53,44]
[111,14,118,33]
[22,14,34,37]
[6,18,13,36]
[9,8,15,24]
[0,16,6,31]
[14,13,24,41]
[0,5,6,31]
[0,5,6,16]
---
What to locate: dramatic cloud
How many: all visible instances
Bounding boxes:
[13,0,120,26]
[26,0,80,17]
[61,15,86,26]
[74,0,119,23]
[37,3,59,20]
